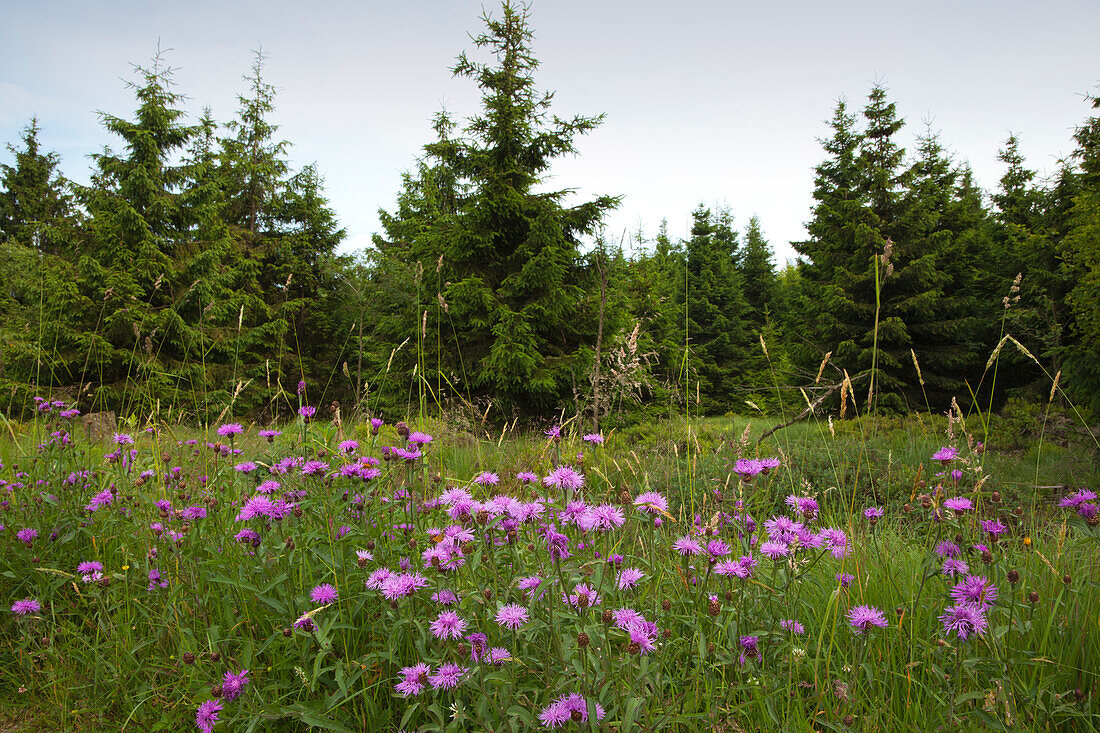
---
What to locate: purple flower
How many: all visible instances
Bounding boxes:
[195,699,222,733]
[539,693,605,728]
[981,519,1007,536]
[112,433,134,445]
[785,494,819,518]
[430,610,467,639]
[760,541,790,559]
[932,446,960,463]
[545,425,561,439]
[147,568,168,590]
[310,583,338,604]
[780,619,805,634]
[298,405,316,419]
[544,466,585,492]
[673,535,703,556]
[518,576,544,601]
[633,491,668,516]
[583,433,604,445]
[488,647,511,665]
[836,572,855,588]
[943,497,972,513]
[12,598,41,615]
[816,528,850,559]
[338,439,359,455]
[427,662,466,690]
[77,561,104,583]
[734,458,762,481]
[941,558,969,577]
[940,603,987,640]
[216,423,244,437]
[370,418,384,429]
[394,663,429,697]
[258,429,281,441]
[864,506,884,519]
[935,540,961,558]
[234,461,257,473]
[617,568,645,590]
[950,575,998,608]
[495,604,529,630]
[432,589,458,606]
[563,583,601,609]
[222,669,250,702]
[1060,489,1097,509]
[16,527,38,544]
[473,471,500,486]
[516,471,538,483]
[407,431,433,445]
[847,605,888,634]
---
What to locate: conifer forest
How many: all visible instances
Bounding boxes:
[1,3,1098,731]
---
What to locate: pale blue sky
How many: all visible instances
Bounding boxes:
[2,0,1098,262]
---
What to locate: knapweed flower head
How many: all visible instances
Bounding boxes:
[864,506,884,519]
[582,433,604,445]
[16,527,38,544]
[760,540,791,560]
[1060,489,1097,510]
[430,610,467,639]
[847,604,887,634]
[544,466,584,491]
[216,423,243,437]
[112,432,134,445]
[564,583,602,609]
[495,604,529,630]
[257,429,281,441]
[932,446,960,463]
[234,461,257,473]
[394,663,429,697]
[195,699,222,733]
[338,439,358,454]
[950,575,998,608]
[785,494,819,519]
[298,405,316,418]
[516,471,538,483]
[735,457,762,481]
[633,491,668,516]
[432,589,458,606]
[473,471,499,486]
[618,568,645,590]
[221,669,250,702]
[539,692,605,728]
[943,497,972,513]
[780,619,805,634]
[941,558,969,577]
[673,535,703,556]
[427,662,466,690]
[310,583,338,604]
[406,431,433,445]
[77,560,104,583]
[544,425,561,439]
[981,518,1008,536]
[836,572,855,588]
[12,598,41,615]
[940,603,988,640]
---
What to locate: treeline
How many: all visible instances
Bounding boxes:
[2,3,1098,423]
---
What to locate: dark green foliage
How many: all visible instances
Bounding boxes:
[0,118,77,255]
[374,1,619,416]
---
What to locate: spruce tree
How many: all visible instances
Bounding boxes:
[740,215,776,326]
[375,1,619,415]
[0,119,76,254]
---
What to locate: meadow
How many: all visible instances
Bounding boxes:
[0,398,1098,732]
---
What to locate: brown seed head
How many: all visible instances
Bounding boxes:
[661,599,671,611]
[1028,591,1039,604]
[602,609,614,625]
[1063,574,1072,585]
[1007,569,1020,584]
[182,652,196,665]
[577,632,590,648]
[210,684,223,698]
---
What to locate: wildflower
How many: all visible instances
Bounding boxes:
[734,458,762,481]
[12,598,41,615]
[932,446,959,463]
[941,558,969,577]
[539,693,605,728]
[564,583,601,609]
[216,423,244,437]
[430,610,467,639]
[785,494,819,519]
[113,433,134,445]
[739,635,761,664]
[16,528,38,545]
[84,488,114,513]
[394,663,430,697]
[633,491,668,516]
[544,466,585,492]
[627,621,659,654]
[758,457,781,474]
[780,619,805,634]
[234,529,261,547]
[706,539,732,558]
[950,575,998,608]
[940,603,987,640]
[222,670,250,702]
[293,614,315,631]
[846,605,887,634]
[836,572,854,588]
[235,496,276,522]
[545,425,561,439]
[488,647,511,665]
[147,568,168,590]
[298,405,316,418]
[195,699,223,733]
[673,535,703,556]
[517,575,544,601]
[297,379,307,394]
[370,417,384,430]
[864,506,884,519]
[466,632,490,662]
[618,568,645,590]
[714,559,745,578]
[427,662,466,690]
[406,431,433,445]
[1059,489,1097,509]
[516,471,538,483]
[816,528,850,559]
[760,541,790,559]
[310,584,338,604]
[943,497,972,513]
[77,561,104,583]
[542,526,571,561]
[473,471,500,486]
[181,506,207,520]
[393,447,422,461]
[338,440,358,455]
[583,433,604,445]
[935,540,961,558]
[300,460,329,476]
[495,604,530,630]
[258,429,281,441]
[981,518,1007,536]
